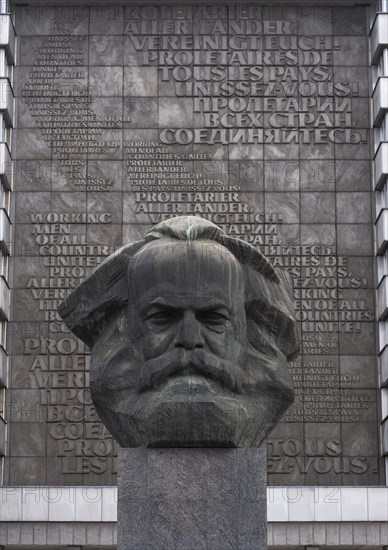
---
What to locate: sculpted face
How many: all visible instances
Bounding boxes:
[127,241,246,398]
[59,216,298,447]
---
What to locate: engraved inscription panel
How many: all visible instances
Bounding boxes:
[8,3,381,485]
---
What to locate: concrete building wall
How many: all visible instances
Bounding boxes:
[0,0,387,547]
[0,486,387,547]
[7,0,383,489]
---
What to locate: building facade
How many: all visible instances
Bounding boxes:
[0,0,387,547]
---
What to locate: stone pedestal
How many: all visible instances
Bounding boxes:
[118,447,267,550]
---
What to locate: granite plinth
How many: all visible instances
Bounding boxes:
[118,447,267,550]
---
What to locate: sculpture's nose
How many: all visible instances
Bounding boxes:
[174,310,204,350]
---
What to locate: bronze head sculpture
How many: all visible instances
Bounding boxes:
[59,216,299,447]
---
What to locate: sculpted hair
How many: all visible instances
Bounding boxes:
[59,216,300,360]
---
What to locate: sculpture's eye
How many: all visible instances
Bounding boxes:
[197,309,229,326]
[145,307,179,325]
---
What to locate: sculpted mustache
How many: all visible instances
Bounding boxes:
[138,348,244,393]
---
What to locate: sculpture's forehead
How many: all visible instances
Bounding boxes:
[128,240,244,303]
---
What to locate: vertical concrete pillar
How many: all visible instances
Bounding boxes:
[118,447,267,550]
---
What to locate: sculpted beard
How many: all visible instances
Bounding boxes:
[90,311,289,403]
[89,313,293,447]
[92,335,245,396]
[90,327,247,446]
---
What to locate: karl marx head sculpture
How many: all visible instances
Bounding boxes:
[59,216,299,448]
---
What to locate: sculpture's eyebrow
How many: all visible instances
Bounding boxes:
[139,296,231,313]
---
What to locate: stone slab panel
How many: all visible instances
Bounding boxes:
[118,447,267,550]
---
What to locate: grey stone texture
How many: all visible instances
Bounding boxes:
[118,447,267,550]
